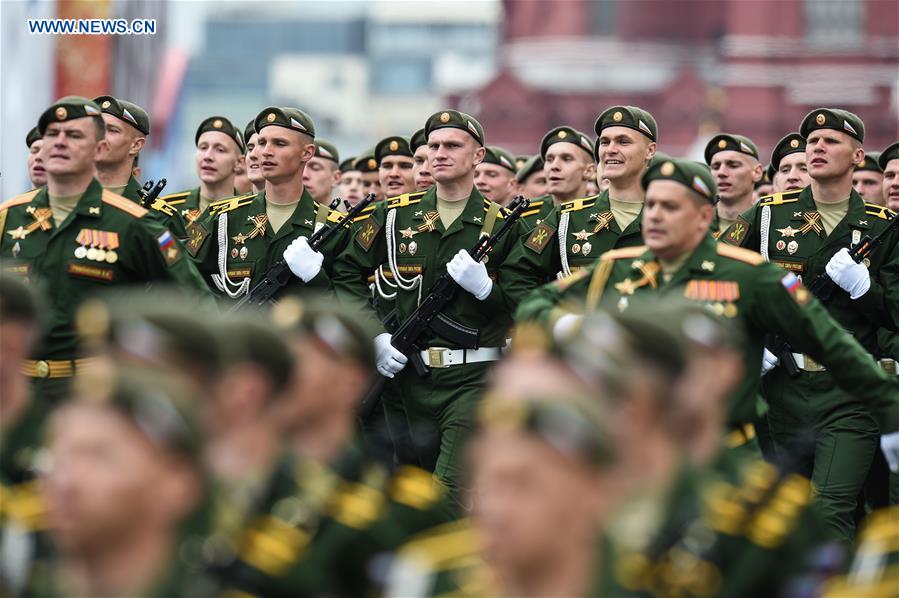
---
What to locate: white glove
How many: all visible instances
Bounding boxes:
[881,431,899,473]
[553,313,583,341]
[374,333,407,378]
[761,348,779,375]
[825,248,870,299]
[283,236,324,283]
[447,249,492,300]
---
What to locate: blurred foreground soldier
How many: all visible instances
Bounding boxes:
[355,149,385,202]
[36,367,211,597]
[769,132,809,194]
[823,505,899,597]
[243,119,265,194]
[706,133,762,237]
[377,135,417,198]
[723,109,899,540]
[475,146,518,206]
[26,127,47,189]
[338,156,365,207]
[92,96,150,202]
[853,151,884,204]
[880,142,899,211]
[303,139,341,205]
[0,97,213,403]
[513,154,547,204]
[411,128,434,191]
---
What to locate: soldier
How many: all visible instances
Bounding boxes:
[769,132,809,194]
[333,109,526,503]
[338,156,365,207]
[0,97,213,403]
[186,107,345,302]
[411,128,435,191]
[705,133,763,237]
[753,168,774,202]
[881,142,899,212]
[233,130,254,196]
[92,95,150,202]
[26,127,47,189]
[303,139,342,205]
[852,151,884,204]
[242,119,264,194]
[513,154,547,202]
[355,149,385,202]
[158,116,245,228]
[377,135,416,197]
[474,145,518,206]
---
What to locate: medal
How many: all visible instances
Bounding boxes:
[74,246,88,259]
[571,243,581,255]
[399,242,407,254]
[86,247,98,261]
[231,247,239,259]
[582,242,592,256]
[787,240,798,255]
[94,248,107,262]
[239,246,248,260]
[776,240,786,251]
[105,251,118,264]
[11,242,21,258]
[408,241,417,256]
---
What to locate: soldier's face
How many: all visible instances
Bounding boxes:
[257,127,314,184]
[43,119,103,177]
[244,133,265,187]
[196,131,241,186]
[806,130,863,180]
[773,152,809,192]
[303,157,339,204]
[379,155,416,197]
[852,170,884,204]
[413,145,434,190]
[710,150,760,204]
[475,163,516,205]
[643,180,713,260]
[27,139,47,188]
[544,143,594,199]
[521,170,548,199]
[427,128,485,185]
[96,114,143,167]
[883,159,899,211]
[597,126,655,183]
[338,170,364,206]
[361,171,383,201]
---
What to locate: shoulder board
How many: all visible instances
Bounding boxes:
[209,192,256,216]
[599,245,647,261]
[520,208,542,218]
[716,243,764,265]
[528,199,545,208]
[398,519,478,568]
[159,191,191,205]
[561,194,599,213]
[758,190,802,206]
[101,190,147,218]
[353,202,380,223]
[326,209,345,224]
[486,199,507,219]
[864,203,895,221]
[387,191,427,209]
[149,197,178,217]
[0,189,41,212]
[389,466,443,510]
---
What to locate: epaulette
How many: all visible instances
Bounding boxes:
[101,189,148,218]
[397,519,479,570]
[158,190,191,206]
[0,189,41,212]
[353,202,379,223]
[561,194,599,213]
[209,192,256,216]
[148,197,178,217]
[599,245,647,261]
[388,466,443,511]
[717,243,764,265]
[329,480,386,530]
[326,209,345,224]
[520,198,545,218]
[0,481,48,531]
[485,198,506,219]
[757,189,802,206]
[386,191,427,209]
[864,202,895,221]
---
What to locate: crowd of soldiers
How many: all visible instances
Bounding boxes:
[1,93,898,597]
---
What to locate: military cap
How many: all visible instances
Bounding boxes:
[642,157,717,203]
[646,151,673,172]
[25,126,41,149]
[254,106,316,138]
[799,108,864,143]
[515,155,544,183]
[424,109,484,147]
[0,274,40,324]
[481,146,518,173]
[594,105,658,142]
[313,139,340,163]
[855,151,882,173]
[515,155,529,171]
[353,148,379,173]
[768,133,806,177]
[339,156,358,173]
[375,135,412,163]
[243,119,257,144]
[878,142,899,171]
[540,126,594,160]
[37,96,103,135]
[410,128,428,153]
[195,115,244,152]
[704,133,759,164]
[94,95,151,135]
[215,314,294,394]
[755,168,772,189]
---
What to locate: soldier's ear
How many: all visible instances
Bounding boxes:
[94,138,110,160]
[645,142,657,164]
[234,154,246,176]
[751,161,763,183]
[130,136,145,157]
[473,145,486,166]
[583,161,597,182]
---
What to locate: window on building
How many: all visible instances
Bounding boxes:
[805,0,865,45]
[372,59,431,94]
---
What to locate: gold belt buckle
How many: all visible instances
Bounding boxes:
[427,348,448,368]
[35,360,50,378]
[881,359,897,376]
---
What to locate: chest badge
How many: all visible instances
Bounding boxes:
[400,227,419,239]
[417,211,441,233]
[246,214,269,239]
[572,229,594,242]
[787,240,799,255]
[776,226,799,238]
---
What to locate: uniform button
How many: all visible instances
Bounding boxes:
[35,360,50,378]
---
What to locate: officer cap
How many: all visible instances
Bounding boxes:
[481,146,518,173]
[540,126,594,161]
[313,139,340,163]
[800,108,864,143]
[878,142,899,171]
[353,148,379,173]
[515,155,544,183]
[704,133,759,164]
[195,116,244,152]
[215,313,294,395]
[855,151,882,173]
[339,156,358,173]
[410,128,428,153]
[25,126,41,149]
[37,96,103,135]
[375,135,412,163]
[424,109,485,147]
[254,106,316,139]
[642,157,717,203]
[243,119,257,145]
[94,95,151,135]
[594,105,658,142]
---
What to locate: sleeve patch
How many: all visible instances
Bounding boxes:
[724,217,750,245]
[781,272,810,305]
[185,221,209,257]
[355,218,382,251]
[157,230,182,265]
[524,222,556,253]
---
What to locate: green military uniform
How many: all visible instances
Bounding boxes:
[823,506,899,597]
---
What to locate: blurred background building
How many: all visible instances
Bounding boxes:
[2,0,897,196]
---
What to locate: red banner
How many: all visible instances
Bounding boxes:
[55,0,113,98]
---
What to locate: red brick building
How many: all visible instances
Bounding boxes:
[452,0,899,161]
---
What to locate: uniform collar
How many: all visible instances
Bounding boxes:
[71,178,104,220]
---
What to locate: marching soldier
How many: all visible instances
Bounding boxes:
[411,128,435,191]
[881,142,899,211]
[243,119,265,194]
[376,135,417,197]
[338,156,365,207]
[355,148,385,202]
[753,168,774,202]
[768,132,809,194]
[92,96,150,202]
[852,151,884,204]
[303,139,342,205]
[705,133,762,237]
[513,154,547,203]
[26,127,47,190]
[474,145,518,206]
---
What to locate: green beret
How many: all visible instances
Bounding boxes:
[594,105,658,142]
[243,119,257,146]
[254,106,316,138]
[25,126,41,149]
[94,95,151,135]
[481,146,517,173]
[515,155,544,183]
[375,135,412,163]
[353,148,379,173]
[799,108,864,143]
[424,109,484,147]
[195,116,244,152]
[410,128,428,153]
[540,126,594,160]
[755,167,772,189]
[0,275,40,324]
[313,139,340,163]
[642,157,717,203]
[878,142,899,171]
[339,157,357,173]
[646,151,673,172]
[515,155,529,171]
[704,133,759,164]
[769,133,806,176]
[215,315,294,395]
[855,151,882,173]
[37,96,103,135]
